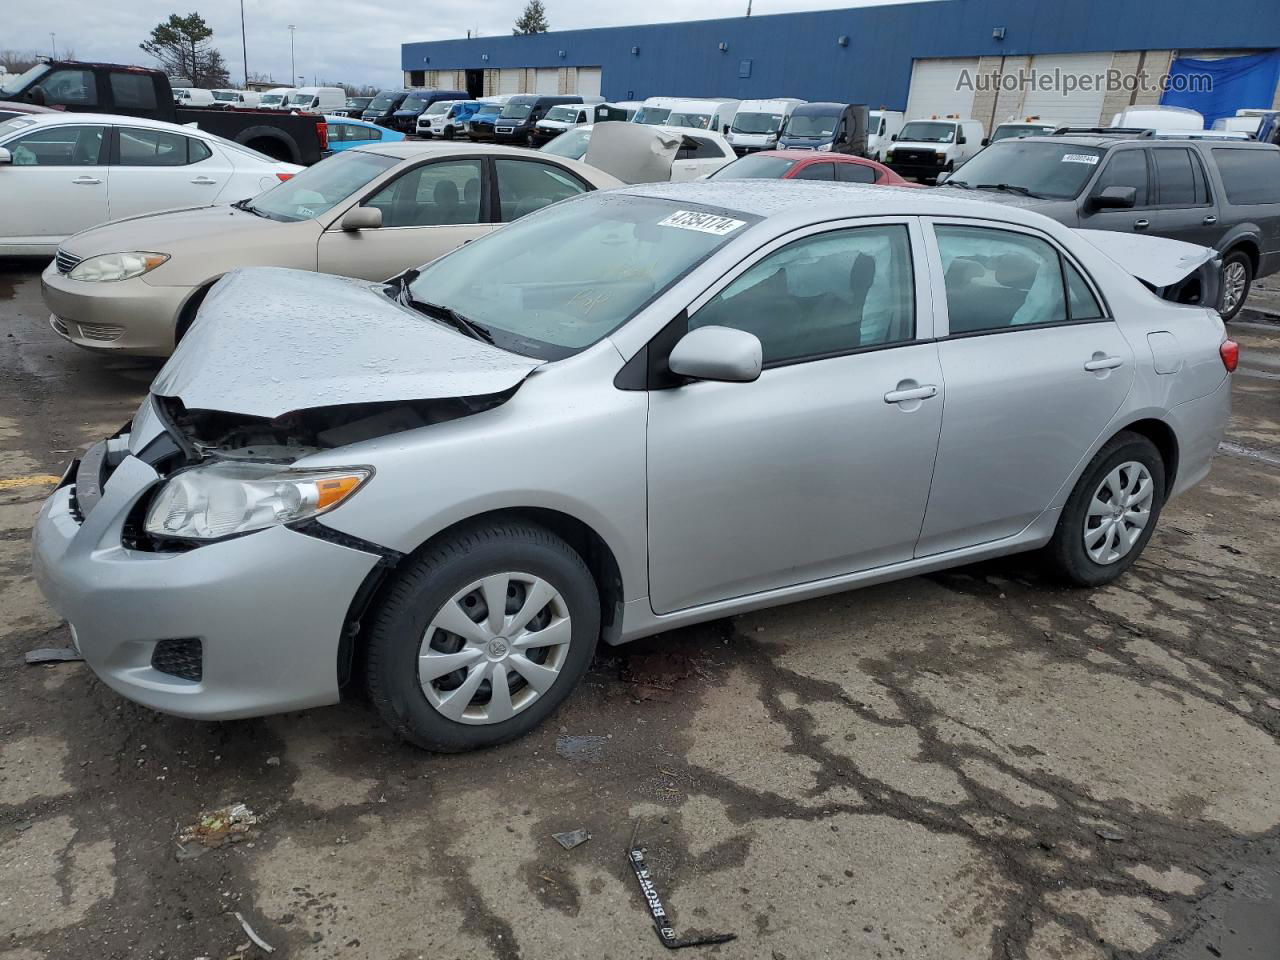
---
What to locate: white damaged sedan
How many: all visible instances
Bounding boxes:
[33,182,1236,751]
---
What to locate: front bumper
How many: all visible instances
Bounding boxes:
[32,453,381,720]
[884,156,950,180]
[41,260,193,357]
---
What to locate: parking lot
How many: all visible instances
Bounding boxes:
[1,255,1278,958]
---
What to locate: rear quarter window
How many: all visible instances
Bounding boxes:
[1211,148,1280,205]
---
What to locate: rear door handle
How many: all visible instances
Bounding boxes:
[1083,356,1124,371]
[1133,218,1150,230]
[71,176,101,185]
[190,176,219,185]
[1202,214,1218,225]
[884,384,938,404]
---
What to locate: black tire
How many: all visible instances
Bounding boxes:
[1044,431,1166,587]
[366,520,600,752]
[443,127,455,140]
[1219,248,1253,321]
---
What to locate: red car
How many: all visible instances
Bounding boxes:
[708,149,920,186]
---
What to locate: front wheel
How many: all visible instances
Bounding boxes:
[365,521,600,752]
[1044,431,1166,587]
[1220,249,1253,321]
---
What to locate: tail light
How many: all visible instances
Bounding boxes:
[1220,339,1239,373]
[315,120,328,152]
[275,172,294,182]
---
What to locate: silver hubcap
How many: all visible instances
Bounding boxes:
[418,572,571,725]
[1222,261,1248,314]
[1083,461,1154,565]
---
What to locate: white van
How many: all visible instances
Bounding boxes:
[1212,111,1268,135]
[664,99,741,134]
[172,87,216,106]
[633,97,683,125]
[727,98,806,153]
[883,116,984,182]
[867,109,905,160]
[212,89,261,109]
[1111,105,1203,130]
[283,86,346,113]
[258,87,294,110]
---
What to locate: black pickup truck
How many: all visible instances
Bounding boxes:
[0,61,329,164]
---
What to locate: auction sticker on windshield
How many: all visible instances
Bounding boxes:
[1062,154,1100,164]
[658,211,747,236]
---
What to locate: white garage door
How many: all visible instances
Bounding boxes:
[498,69,522,95]
[1019,53,1114,127]
[905,58,979,120]
[577,67,602,98]
[535,68,559,94]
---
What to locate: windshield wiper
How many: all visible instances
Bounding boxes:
[390,273,495,344]
[232,197,270,217]
[941,179,971,189]
[975,183,1049,199]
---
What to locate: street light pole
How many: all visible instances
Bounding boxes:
[288,24,296,86]
[240,0,248,87]
[49,33,56,59]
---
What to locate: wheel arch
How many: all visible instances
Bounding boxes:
[1219,231,1261,274]
[1114,416,1179,498]
[174,279,222,344]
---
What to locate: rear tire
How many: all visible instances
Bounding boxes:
[1220,249,1253,321]
[1044,431,1166,587]
[365,521,600,752]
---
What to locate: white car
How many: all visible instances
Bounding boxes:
[0,113,301,256]
[543,123,736,182]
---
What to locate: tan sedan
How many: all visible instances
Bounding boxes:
[41,141,620,356]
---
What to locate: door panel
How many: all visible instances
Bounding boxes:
[109,128,229,220]
[1081,148,1152,236]
[1,124,108,243]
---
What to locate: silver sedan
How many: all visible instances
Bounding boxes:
[33,182,1236,751]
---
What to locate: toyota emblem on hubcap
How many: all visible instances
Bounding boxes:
[487,638,509,658]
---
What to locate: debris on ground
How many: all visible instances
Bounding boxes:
[556,735,608,763]
[234,911,275,953]
[552,828,591,850]
[178,802,259,851]
[620,652,706,702]
[24,646,83,665]
[627,821,736,949]
[1096,828,1127,842]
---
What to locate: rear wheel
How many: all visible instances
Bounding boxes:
[1220,249,1253,321]
[365,521,600,752]
[1044,431,1165,587]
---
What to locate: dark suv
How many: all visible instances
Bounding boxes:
[938,133,1280,319]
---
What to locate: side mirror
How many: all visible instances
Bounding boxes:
[1091,185,1137,210]
[668,326,762,383]
[26,86,47,106]
[341,205,383,230]
[956,134,966,144]
[0,147,11,165]
[981,137,990,146]
[936,171,951,184]
[890,133,897,141]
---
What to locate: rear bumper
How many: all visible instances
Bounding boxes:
[41,260,191,357]
[32,454,381,720]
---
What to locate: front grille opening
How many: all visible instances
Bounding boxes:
[151,638,203,682]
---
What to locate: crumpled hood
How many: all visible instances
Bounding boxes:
[62,204,279,258]
[585,121,680,184]
[151,267,543,419]
[1073,229,1217,287]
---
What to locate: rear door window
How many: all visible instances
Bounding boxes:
[109,72,158,110]
[676,136,726,161]
[935,225,1070,335]
[793,162,837,181]
[494,158,590,222]
[1211,148,1280,205]
[1151,148,1203,206]
[117,127,199,166]
[836,162,877,184]
[1094,149,1149,206]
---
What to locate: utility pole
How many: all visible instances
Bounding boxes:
[746,0,752,15]
[288,24,296,86]
[240,0,248,87]
[49,33,56,58]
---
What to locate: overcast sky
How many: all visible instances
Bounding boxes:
[6,0,910,89]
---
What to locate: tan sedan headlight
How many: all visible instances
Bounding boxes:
[68,252,170,282]
[144,461,371,541]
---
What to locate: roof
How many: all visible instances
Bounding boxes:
[353,141,570,159]
[0,112,208,133]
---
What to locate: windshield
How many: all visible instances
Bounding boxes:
[0,117,38,139]
[0,63,50,95]
[368,93,400,111]
[500,102,533,119]
[785,111,838,138]
[285,92,316,106]
[899,121,956,143]
[634,107,671,125]
[261,93,286,106]
[400,93,432,114]
[709,154,799,179]
[423,100,452,116]
[475,104,501,118]
[540,126,590,159]
[248,150,398,221]
[212,90,237,101]
[990,124,1052,142]
[344,97,369,110]
[945,140,1104,199]
[406,195,748,359]
[544,105,578,123]
[667,111,711,129]
[732,112,784,135]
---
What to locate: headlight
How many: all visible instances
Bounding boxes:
[68,252,169,282]
[884,151,894,162]
[816,141,833,151]
[144,461,371,541]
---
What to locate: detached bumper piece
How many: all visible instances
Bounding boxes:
[151,638,203,682]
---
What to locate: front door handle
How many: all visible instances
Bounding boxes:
[884,384,938,404]
[1133,218,1150,230]
[1202,214,1218,225]
[1083,355,1124,372]
[71,176,101,185]
[190,176,219,185]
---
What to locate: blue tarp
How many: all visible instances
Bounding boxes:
[1161,50,1280,126]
